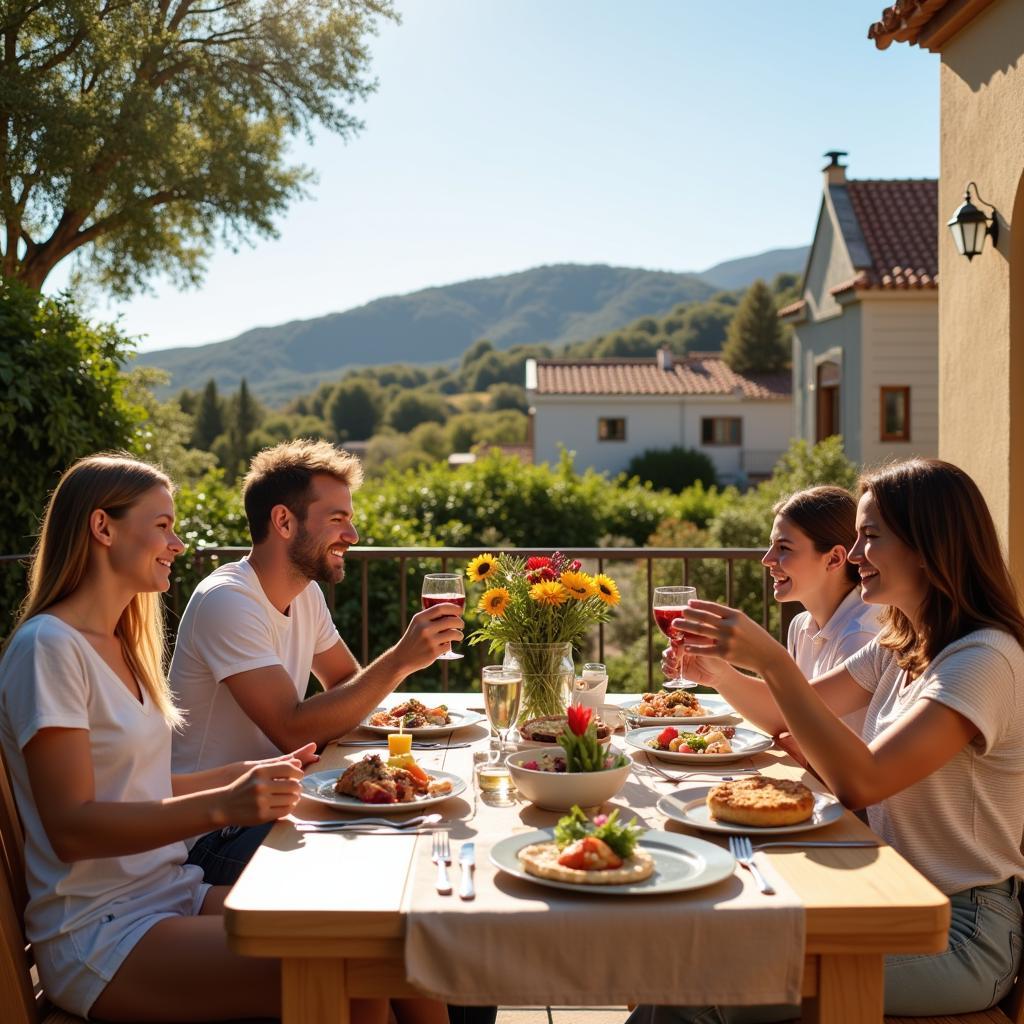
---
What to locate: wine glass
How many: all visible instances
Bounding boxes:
[421,573,466,661]
[653,585,699,689]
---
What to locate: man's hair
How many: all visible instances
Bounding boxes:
[242,439,364,544]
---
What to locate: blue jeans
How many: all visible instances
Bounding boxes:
[185,823,273,886]
[627,879,1023,1023]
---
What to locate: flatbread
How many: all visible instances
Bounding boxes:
[517,841,655,885]
[707,776,814,827]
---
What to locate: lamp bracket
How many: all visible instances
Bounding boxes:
[965,181,1000,247]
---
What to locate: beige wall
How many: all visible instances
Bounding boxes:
[939,0,1024,578]
[860,294,939,467]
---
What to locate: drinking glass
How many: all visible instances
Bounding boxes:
[652,585,699,689]
[478,666,523,805]
[421,573,466,661]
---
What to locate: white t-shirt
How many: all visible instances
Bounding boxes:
[787,588,882,735]
[170,557,341,773]
[0,615,203,943]
[845,628,1024,894]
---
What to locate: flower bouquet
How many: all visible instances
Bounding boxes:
[466,552,620,723]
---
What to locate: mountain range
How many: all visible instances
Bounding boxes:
[138,245,807,405]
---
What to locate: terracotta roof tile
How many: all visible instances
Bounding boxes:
[533,355,790,400]
[868,0,952,49]
[777,299,807,318]
[845,180,938,290]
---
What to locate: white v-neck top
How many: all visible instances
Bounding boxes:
[0,615,202,942]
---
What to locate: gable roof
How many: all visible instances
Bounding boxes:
[829,179,938,295]
[531,354,790,400]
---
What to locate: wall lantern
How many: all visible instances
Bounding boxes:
[947,182,999,261]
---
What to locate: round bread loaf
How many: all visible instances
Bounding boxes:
[707,776,815,827]
[519,714,611,743]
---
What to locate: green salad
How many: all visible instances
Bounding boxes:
[553,805,644,859]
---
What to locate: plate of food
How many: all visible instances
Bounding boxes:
[490,806,735,896]
[625,725,773,764]
[621,691,737,725]
[300,755,466,812]
[515,713,613,749]
[361,699,485,737]
[658,778,844,835]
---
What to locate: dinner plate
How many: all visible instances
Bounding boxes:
[360,707,485,737]
[489,828,735,896]
[657,787,845,835]
[625,726,773,764]
[299,768,466,813]
[621,694,737,726]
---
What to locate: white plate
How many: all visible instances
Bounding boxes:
[658,787,845,835]
[489,828,735,896]
[625,726,773,764]
[360,707,485,737]
[621,694,738,726]
[299,768,466,813]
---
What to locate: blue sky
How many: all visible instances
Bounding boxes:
[51,1,940,353]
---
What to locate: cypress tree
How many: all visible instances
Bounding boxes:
[722,279,790,374]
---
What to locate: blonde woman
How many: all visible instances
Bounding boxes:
[0,454,388,1022]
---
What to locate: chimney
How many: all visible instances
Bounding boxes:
[657,346,673,372]
[822,150,847,186]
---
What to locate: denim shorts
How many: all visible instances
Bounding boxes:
[627,878,1024,1024]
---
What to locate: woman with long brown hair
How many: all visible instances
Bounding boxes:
[0,453,386,1022]
[633,459,1024,1020]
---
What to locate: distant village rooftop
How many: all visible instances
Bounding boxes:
[527,352,791,400]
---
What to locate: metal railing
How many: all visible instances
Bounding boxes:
[2,546,796,690]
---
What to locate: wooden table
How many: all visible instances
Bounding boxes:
[224,694,950,1024]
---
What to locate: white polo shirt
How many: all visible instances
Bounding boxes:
[787,587,883,680]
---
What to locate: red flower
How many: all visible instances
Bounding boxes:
[526,565,558,584]
[566,704,593,736]
[569,559,582,571]
[526,556,553,571]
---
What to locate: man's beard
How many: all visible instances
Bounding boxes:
[288,523,345,585]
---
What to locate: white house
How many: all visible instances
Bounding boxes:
[525,349,792,484]
[780,154,938,466]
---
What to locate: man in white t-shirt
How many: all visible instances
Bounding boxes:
[170,439,463,884]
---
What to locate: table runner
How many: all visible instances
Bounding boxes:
[404,770,806,1007]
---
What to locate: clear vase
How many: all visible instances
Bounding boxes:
[502,641,575,724]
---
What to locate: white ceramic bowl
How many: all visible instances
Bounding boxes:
[505,746,631,811]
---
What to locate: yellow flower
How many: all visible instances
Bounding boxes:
[466,553,498,583]
[529,580,569,606]
[559,570,597,600]
[593,574,621,606]
[478,587,510,617]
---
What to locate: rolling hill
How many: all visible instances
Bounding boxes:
[138,247,807,404]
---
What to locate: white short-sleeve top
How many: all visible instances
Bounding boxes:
[845,628,1024,894]
[170,557,341,773]
[0,615,202,942]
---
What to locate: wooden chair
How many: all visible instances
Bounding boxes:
[0,750,87,1024]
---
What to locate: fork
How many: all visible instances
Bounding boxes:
[728,835,775,895]
[642,759,759,784]
[432,830,452,895]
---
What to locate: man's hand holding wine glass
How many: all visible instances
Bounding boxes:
[394,603,465,674]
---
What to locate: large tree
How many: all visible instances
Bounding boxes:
[721,279,790,374]
[0,0,396,295]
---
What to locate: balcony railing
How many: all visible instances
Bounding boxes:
[1,545,795,690]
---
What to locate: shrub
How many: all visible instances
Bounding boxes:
[625,446,718,492]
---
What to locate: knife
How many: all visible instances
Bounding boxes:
[458,841,476,901]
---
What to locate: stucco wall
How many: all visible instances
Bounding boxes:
[939,0,1024,576]
[530,395,794,481]
[803,197,855,323]
[791,305,864,463]
[859,294,939,467]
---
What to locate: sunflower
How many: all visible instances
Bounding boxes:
[593,574,621,606]
[478,587,510,617]
[529,580,569,606]
[559,570,597,600]
[466,553,498,583]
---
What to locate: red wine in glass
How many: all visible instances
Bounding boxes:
[421,573,465,661]
[652,586,698,689]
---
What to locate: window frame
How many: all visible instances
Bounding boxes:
[701,416,743,447]
[597,417,627,442]
[879,386,911,442]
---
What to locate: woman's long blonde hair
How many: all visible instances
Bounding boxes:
[10,453,183,727]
